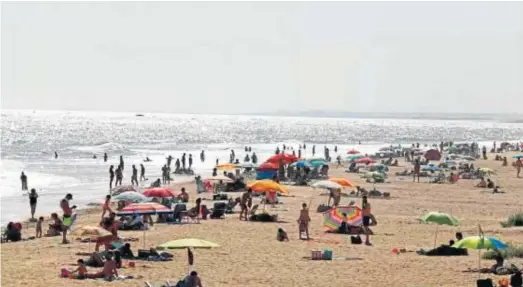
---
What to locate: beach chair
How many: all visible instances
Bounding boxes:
[210,201,227,219]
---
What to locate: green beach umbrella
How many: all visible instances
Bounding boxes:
[420,211,460,248]
[113,191,149,203]
[452,235,508,273]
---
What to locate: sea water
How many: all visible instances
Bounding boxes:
[1,109,522,225]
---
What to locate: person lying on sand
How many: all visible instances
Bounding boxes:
[239,189,253,220]
[297,203,311,240]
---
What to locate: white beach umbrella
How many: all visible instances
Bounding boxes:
[312,180,342,190]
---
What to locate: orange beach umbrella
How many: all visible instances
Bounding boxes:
[247,180,288,194]
[328,177,355,188]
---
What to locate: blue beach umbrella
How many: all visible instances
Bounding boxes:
[346,154,364,161]
[291,161,312,168]
[512,155,523,159]
[422,165,441,172]
[310,160,328,167]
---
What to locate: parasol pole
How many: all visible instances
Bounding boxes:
[433,225,439,249]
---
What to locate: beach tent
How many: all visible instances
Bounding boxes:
[424,149,442,161]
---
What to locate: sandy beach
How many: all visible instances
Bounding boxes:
[1,154,522,287]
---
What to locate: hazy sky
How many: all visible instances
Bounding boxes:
[2,2,522,114]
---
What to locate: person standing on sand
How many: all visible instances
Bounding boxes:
[297,203,311,240]
[109,166,115,189]
[104,153,108,162]
[29,188,38,220]
[361,195,373,246]
[60,193,76,244]
[413,159,421,183]
[239,189,253,220]
[131,165,138,185]
[20,171,28,191]
[119,155,124,171]
[516,158,522,178]
[189,154,193,169]
[101,195,113,220]
[140,164,146,181]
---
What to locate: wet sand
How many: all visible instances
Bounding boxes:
[1,154,522,287]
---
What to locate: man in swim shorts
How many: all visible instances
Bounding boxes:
[239,189,252,220]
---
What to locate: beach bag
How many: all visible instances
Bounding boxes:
[477,279,494,287]
[60,268,71,278]
[350,235,362,245]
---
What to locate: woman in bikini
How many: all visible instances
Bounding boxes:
[239,189,253,220]
[361,196,374,246]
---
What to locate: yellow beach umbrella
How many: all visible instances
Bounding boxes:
[216,164,238,171]
[247,180,288,194]
[157,238,220,249]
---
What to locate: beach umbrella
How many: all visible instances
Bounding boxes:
[346,154,364,161]
[247,180,287,194]
[323,205,363,230]
[328,177,355,188]
[370,163,388,172]
[203,175,234,183]
[479,168,495,175]
[70,225,112,239]
[356,157,375,164]
[362,171,386,180]
[312,180,342,190]
[157,238,220,249]
[422,165,441,172]
[347,149,361,154]
[239,163,259,169]
[258,162,279,170]
[143,187,176,198]
[452,235,508,272]
[216,163,237,171]
[306,157,326,161]
[420,211,460,248]
[309,160,328,168]
[291,160,312,168]
[111,185,139,196]
[512,154,523,159]
[266,154,299,165]
[117,202,171,215]
[113,191,150,203]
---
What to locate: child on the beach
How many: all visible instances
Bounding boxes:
[297,203,311,240]
[71,259,88,279]
[276,228,289,242]
[35,216,43,238]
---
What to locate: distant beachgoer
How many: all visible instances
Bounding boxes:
[297,203,311,240]
[55,151,58,159]
[131,165,138,185]
[189,154,193,169]
[239,189,253,220]
[516,159,522,178]
[115,166,123,186]
[312,145,316,156]
[277,228,289,242]
[215,158,219,166]
[60,193,76,244]
[252,153,258,164]
[362,195,373,246]
[109,166,115,189]
[182,153,187,170]
[200,150,205,162]
[29,188,38,220]
[71,259,88,279]
[119,155,124,171]
[178,187,189,203]
[175,159,181,172]
[413,159,421,183]
[36,216,43,238]
[93,154,97,159]
[334,145,338,152]
[167,155,173,167]
[20,172,28,191]
[101,195,112,220]
[104,153,108,162]
[140,164,145,181]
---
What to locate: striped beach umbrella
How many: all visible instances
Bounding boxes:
[116,202,171,216]
[323,205,363,230]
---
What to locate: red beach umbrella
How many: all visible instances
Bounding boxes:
[143,187,176,198]
[266,154,299,165]
[347,149,361,154]
[258,162,279,171]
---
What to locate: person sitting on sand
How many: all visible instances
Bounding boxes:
[491,249,505,274]
[71,259,88,279]
[98,253,118,281]
[277,228,289,242]
[502,157,508,166]
[47,213,64,236]
[178,187,189,203]
[477,177,487,188]
[239,189,253,221]
[487,178,495,189]
[3,222,22,242]
[297,203,311,240]
[184,271,203,287]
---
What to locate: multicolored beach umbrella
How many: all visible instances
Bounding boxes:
[116,202,171,216]
[323,205,363,230]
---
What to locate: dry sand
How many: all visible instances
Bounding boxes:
[1,154,522,287]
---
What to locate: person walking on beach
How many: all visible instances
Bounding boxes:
[140,164,145,181]
[115,166,123,187]
[297,203,311,240]
[20,171,28,191]
[131,165,138,185]
[516,158,522,178]
[109,166,115,189]
[362,195,373,246]
[119,155,124,171]
[239,189,253,220]
[413,159,421,183]
[60,193,76,244]
[29,188,38,221]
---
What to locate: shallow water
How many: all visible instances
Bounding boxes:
[1,109,522,224]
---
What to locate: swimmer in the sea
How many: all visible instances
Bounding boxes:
[55,151,58,159]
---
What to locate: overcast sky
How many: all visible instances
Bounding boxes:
[1,2,522,114]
